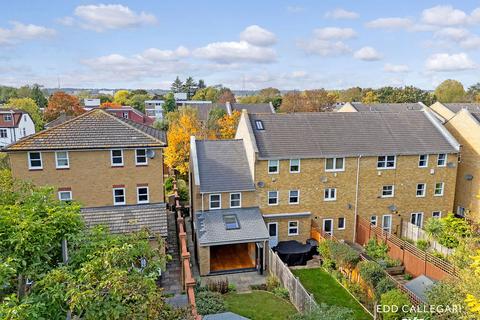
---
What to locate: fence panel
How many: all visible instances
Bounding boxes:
[402,222,454,256]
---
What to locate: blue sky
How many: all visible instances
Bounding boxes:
[1,1,480,90]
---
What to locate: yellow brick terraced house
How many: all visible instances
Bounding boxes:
[190,109,460,275]
[3,109,169,236]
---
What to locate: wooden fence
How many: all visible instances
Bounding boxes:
[267,249,317,314]
[173,180,200,320]
[402,221,454,256]
[356,216,458,280]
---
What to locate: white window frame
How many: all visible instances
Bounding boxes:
[434,182,444,196]
[289,159,300,173]
[381,185,395,198]
[255,120,264,130]
[229,192,241,208]
[324,188,336,201]
[437,154,447,167]
[135,149,148,166]
[28,152,43,170]
[122,112,129,119]
[411,212,424,227]
[55,151,69,169]
[3,114,12,121]
[418,154,429,168]
[0,129,7,138]
[288,190,300,204]
[370,215,378,227]
[268,160,279,174]
[111,149,124,166]
[416,183,426,197]
[432,211,442,219]
[268,191,279,206]
[58,190,72,201]
[325,157,345,172]
[382,214,392,233]
[137,186,149,204]
[323,219,334,235]
[338,217,346,230]
[113,188,126,206]
[377,155,396,170]
[288,221,299,236]
[209,194,221,210]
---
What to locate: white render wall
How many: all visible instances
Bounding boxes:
[0,114,35,147]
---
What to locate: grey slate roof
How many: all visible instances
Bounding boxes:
[81,203,168,236]
[182,103,227,122]
[195,207,269,246]
[472,112,480,123]
[249,112,458,159]
[4,109,166,151]
[195,139,254,193]
[351,102,423,112]
[231,103,274,114]
[204,312,249,320]
[443,103,480,113]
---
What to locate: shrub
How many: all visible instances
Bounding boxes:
[318,240,360,269]
[345,281,364,300]
[266,274,280,291]
[331,270,343,282]
[289,303,355,320]
[164,177,174,193]
[273,287,290,299]
[206,278,229,294]
[365,239,388,261]
[227,283,236,293]
[384,257,402,268]
[380,289,411,320]
[318,239,333,259]
[358,261,386,288]
[250,283,267,291]
[196,291,226,315]
[322,258,336,271]
[416,239,430,251]
[403,273,413,281]
[375,278,396,297]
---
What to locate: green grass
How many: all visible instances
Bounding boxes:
[292,268,372,320]
[225,290,298,320]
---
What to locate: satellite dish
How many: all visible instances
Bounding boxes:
[257,181,265,188]
[146,149,156,159]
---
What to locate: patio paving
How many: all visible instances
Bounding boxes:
[201,271,266,292]
[162,210,182,294]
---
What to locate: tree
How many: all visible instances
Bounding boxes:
[44,92,84,122]
[206,106,227,133]
[258,87,282,109]
[362,90,379,104]
[280,91,303,112]
[192,87,219,101]
[434,79,466,103]
[30,84,48,109]
[217,88,236,104]
[163,93,177,114]
[218,110,241,139]
[164,107,200,175]
[379,289,411,320]
[171,76,184,93]
[0,86,18,104]
[182,77,198,99]
[426,280,467,320]
[467,83,480,102]
[113,90,130,105]
[6,98,44,131]
[127,93,151,113]
[198,79,206,89]
[95,94,113,104]
[75,90,92,102]
[100,101,122,108]
[338,87,363,102]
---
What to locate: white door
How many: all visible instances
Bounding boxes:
[323,219,333,236]
[410,212,424,227]
[382,215,392,233]
[268,222,278,248]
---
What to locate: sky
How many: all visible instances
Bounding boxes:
[1,1,480,90]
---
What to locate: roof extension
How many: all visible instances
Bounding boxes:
[194,138,254,193]
[248,111,459,159]
[4,109,166,151]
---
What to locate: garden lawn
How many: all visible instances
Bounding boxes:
[292,268,372,320]
[225,290,298,320]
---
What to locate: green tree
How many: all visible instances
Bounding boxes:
[198,79,206,89]
[338,87,363,102]
[192,87,219,101]
[467,83,480,102]
[182,76,198,99]
[434,79,466,103]
[113,90,130,105]
[171,76,184,93]
[95,93,113,104]
[6,98,44,131]
[163,93,177,114]
[379,289,411,320]
[0,86,18,104]
[207,106,227,131]
[426,280,468,320]
[30,84,48,109]
[127,93,151,113]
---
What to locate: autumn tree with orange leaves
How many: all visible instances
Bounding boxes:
[44,92,84,122]
[218,110,241,139]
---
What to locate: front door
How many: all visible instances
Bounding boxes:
[410,212,424,227]
[323,219,333,236]
[268,222,278,248]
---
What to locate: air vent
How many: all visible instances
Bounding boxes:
[257,181,265,188]
[447,162,455,168]
[465,174,474,181]
[321,176,328,183]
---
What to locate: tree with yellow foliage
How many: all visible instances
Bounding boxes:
[362,90,379,104]
[164,107,200,175]
[113,90,130,105]
[218,110,241,139]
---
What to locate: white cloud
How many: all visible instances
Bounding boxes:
[313,27,357,39]
[325,8,359,20]
[384,63,409,73]
[421,5,467,26]
[239,25,276,46]
[0,21,56,44]
[460,35,480,49]
[425,53,475,71]
[136,46,189,61]
[353,46,382,61]
[366,17,414,30]
[193,41,275,64]
[73,4,157,31]
[434,27,470,41]
[57,16,75,26]
[471,8,480,23]
[299,39,351,56]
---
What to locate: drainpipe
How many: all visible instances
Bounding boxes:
[352,155,362,243]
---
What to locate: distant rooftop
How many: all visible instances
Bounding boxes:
[442,103,480,113]
[349,102,424,112]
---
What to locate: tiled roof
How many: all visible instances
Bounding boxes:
[443,103,480,113]
[81,203,168,236]
[350,102,424,112]
[249,111,459,159]
[471,112,480,123]
[230,103,274,114]
[195,139,254,193]
[44,113,75,128]
[194,207,269,246]
[0,110,25,128]
[4,109,166,151]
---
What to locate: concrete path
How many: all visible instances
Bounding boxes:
[162,210,182,294]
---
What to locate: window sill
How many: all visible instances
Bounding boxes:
[56,167,70,170]
[111,165,124,168]
[288,233,299,236]
[29,168,43,171]
[136,164,148,167]
[324,199,336,202]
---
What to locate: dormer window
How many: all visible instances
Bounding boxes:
[255,120,264,130]
[4,114,12,122]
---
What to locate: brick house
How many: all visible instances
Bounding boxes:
[429,102,480,222]
[190,109,460,274]
[3,109,168,236]
[0,109,35,147]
